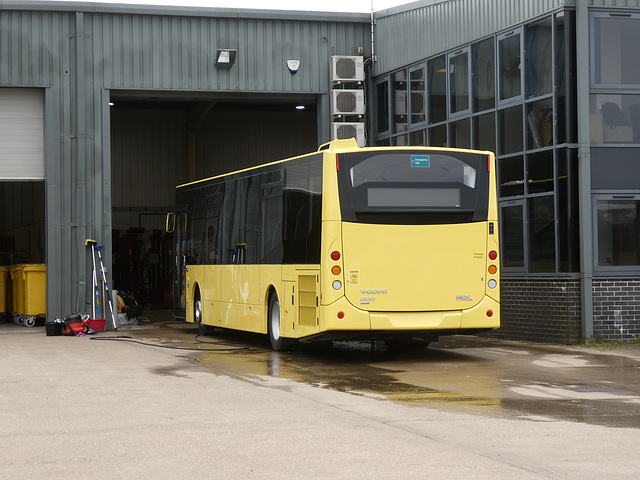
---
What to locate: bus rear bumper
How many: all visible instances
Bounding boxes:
[320,295,499,335]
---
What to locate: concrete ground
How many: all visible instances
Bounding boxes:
[1,319,640,479]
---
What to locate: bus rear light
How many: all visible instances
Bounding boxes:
[331,251,341,261]
[337,311,344,319]
[331,266,341,275]
[332,280,342,290]
[488,250,498,260]
[488,265,497,275]
[487,310,493,317]
[488,279,497,289]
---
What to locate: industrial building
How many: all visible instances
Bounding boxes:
[1,0,639,343]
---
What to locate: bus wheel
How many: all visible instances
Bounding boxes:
[195,289,215,335]
[268,292,297,351]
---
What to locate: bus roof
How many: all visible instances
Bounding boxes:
[176,139,493,189]
[176,138,361,189]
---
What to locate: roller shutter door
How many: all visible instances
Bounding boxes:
[0,88,45,180]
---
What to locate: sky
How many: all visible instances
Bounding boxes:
[58,0,415,13]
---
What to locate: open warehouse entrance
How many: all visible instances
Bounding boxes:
[108,92,318,312]
[0,88,46,327]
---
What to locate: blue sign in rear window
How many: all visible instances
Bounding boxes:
[410,155,430,168]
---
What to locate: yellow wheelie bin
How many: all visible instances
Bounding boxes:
[19,264,46,327]
[0,266,7,323]
[10,264,23,323]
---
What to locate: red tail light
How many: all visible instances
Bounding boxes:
[331,251,341,261]
[489,250,498,261]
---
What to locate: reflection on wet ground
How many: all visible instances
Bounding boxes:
[117,320,640,429]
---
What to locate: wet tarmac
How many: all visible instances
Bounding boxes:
[106,320,640,430]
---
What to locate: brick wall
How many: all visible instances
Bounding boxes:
[497,279,582,344]
[593,279,640,342]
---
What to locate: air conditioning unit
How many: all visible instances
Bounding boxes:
[331,89,365,115]
[332,122,365,147]
[331,55,365,82]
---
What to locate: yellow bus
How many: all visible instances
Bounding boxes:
[167,139,499,350]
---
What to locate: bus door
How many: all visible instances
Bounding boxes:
[166,209,188,319]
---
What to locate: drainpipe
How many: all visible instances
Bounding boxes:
[370,2,376,63]
[576,2,594,341]
[74,12,89,314]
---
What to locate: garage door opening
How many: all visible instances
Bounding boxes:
[109,95,318,313]
[0,181,46,325]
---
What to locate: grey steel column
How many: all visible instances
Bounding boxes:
[576,1,594,341]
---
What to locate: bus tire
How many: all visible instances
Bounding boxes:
[268,292,297,351]
[194,288,215,335]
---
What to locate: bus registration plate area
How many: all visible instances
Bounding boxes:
[370,311,462,330]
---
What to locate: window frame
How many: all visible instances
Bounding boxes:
[499,198,527,273]
[409,63,427,128]
[590,12,640,90]
[497,27,524,107]
[593,192,640,273]
[448,46,472,119]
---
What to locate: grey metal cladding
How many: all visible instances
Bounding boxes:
[0,9,369,92]
[91,13,368,93]
[373,0,569,75]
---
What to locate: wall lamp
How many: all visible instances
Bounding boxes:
[215,49,237,69]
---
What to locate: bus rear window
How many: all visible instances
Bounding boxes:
[338,150,490,224]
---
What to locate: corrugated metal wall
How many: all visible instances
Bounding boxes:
[373,0,570,75]
[195,106,317,178]
[0,3,369,321]
[89,13,367,93]
[110,107,189,231]
[588,0,640,7]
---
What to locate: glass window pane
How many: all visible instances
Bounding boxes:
[472,38,495,112]
[428,55,447,124]
[410,66,426,125]
[526,98,553,149]
[555,11,570,144]
[590,94,640,144]
[376,80,389,134]
[526,150,554,194]
[449,50,469,114]
[501,203,525,268]
[597,199,640,266]
[409,129,426,146]
[499,32,522,101]
[557,149,579,272]
[429,124,447,147]
[594,16,640,86]
[393,70,408,134]
[528,195,556,273]
[473,112,496,152]
[392,134,408,146]
[525,17,553,98]
[499,105,523,155]
[450,118,470,149]
[498,156,524,197]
